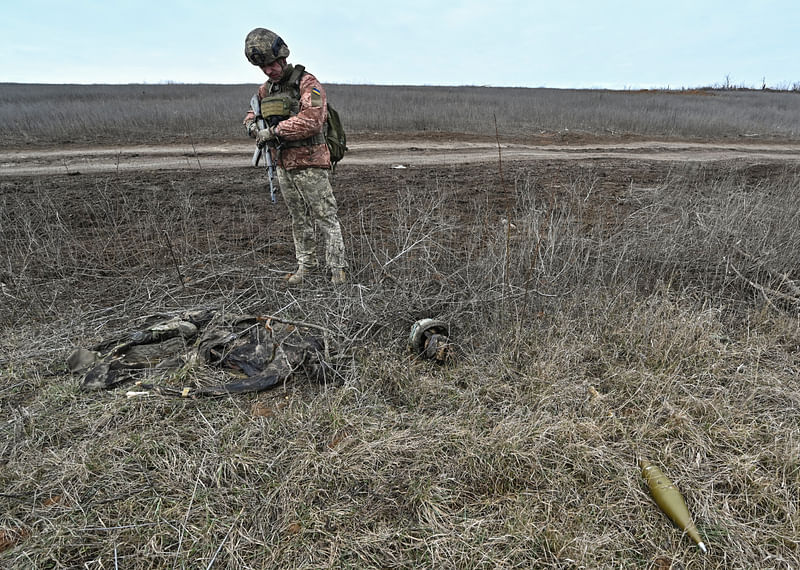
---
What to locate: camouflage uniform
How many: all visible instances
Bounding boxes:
[276,166,346,270]
[71,310,332,395]
[243,29,347,280]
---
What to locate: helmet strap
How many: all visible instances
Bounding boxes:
[276,61,292,83]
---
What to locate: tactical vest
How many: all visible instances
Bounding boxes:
[260,64,326,149]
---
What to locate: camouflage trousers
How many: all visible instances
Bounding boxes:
[276,166,347,270]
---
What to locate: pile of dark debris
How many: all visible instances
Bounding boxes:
[67,309,453,398]
[67,310,332,397]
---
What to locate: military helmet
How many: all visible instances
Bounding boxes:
[245,28,290,66]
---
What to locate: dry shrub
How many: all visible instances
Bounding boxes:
[1,162,799,568]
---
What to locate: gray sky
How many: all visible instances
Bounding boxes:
[2,0,798,89]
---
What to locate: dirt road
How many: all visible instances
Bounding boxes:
[3,137,800,176]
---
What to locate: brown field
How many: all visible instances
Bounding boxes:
[1,84,799,569]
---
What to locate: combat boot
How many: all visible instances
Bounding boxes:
[330,268,347,285]
[287,265,314,286]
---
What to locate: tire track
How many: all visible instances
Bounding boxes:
[2,139,800,176]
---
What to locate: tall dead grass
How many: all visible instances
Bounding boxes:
[1,83,800,147]
[1,156,798,567]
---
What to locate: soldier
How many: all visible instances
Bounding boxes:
[243,28,347,286]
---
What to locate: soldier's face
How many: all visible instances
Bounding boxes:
[260,60,284,81]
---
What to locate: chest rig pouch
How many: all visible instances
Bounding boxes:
[261,65,325,149]
[260,94,298,127]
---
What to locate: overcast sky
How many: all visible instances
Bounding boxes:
[2,0,798,89]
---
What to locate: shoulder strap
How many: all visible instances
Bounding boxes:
[289,65,306,91]
[269,64,306,95]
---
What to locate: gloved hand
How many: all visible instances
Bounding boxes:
[256,126,279,147]
[245,119,259,138]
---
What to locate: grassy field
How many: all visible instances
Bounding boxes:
[0,84,799,569]
[2,82,800,146]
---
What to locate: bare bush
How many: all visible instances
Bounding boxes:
[1,92,799,567]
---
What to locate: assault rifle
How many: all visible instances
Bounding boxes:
[250,93,277,203]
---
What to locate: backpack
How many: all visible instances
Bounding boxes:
[324,103,348,170]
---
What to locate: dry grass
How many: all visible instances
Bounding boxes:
[2,83,800,147]
[1,145,799,568]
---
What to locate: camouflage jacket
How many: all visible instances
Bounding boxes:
[244,65,331,170]
[71,310,330,395]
